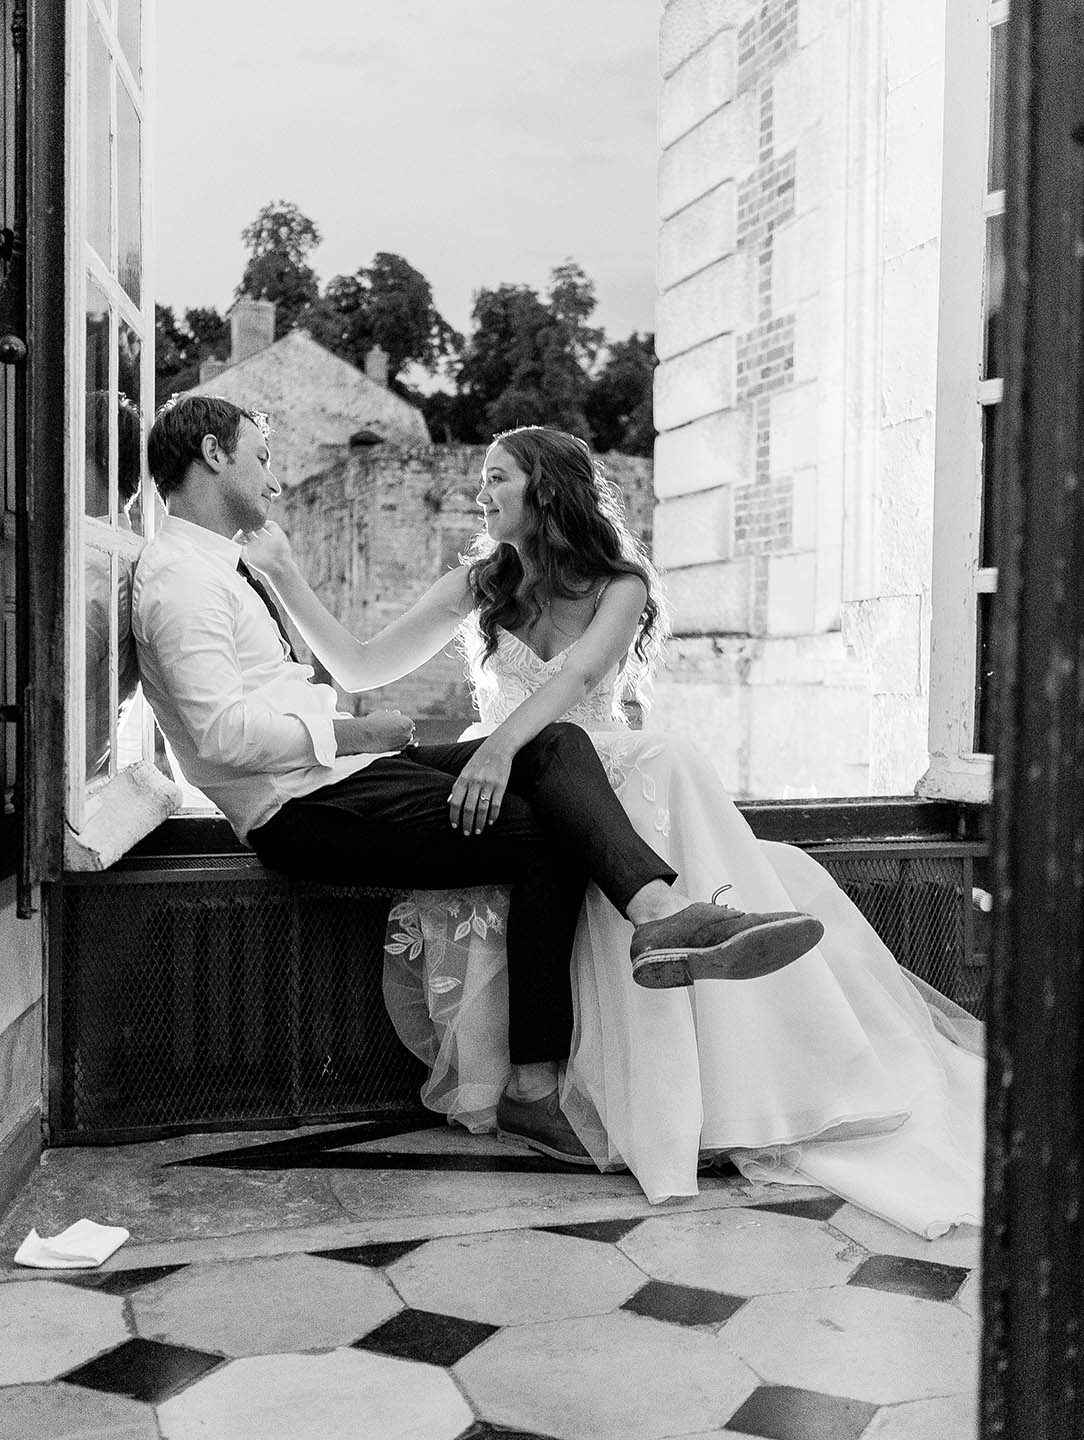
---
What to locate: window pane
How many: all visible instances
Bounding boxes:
[87,18,111,264]
[980,402,999,569]
[117,318,143,528]
[117,0,141,79]
[84,542,114,779]
[988,22,1008,193]
[983,212,1005,380]
[976,591,995,756]
[85,280,111,518]
[117,79,141,304]
[116,551,140,732]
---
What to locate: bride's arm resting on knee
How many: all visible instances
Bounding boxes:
[241,522,474,689]
[448,575,647,834]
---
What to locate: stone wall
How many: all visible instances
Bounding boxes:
[0,886,43,1213]
[278,444,654,739]
[652,0,946,798]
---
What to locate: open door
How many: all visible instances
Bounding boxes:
[984,0,1084,1432]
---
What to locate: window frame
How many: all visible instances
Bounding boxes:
[919,0,1007,804]
[64,0,156,837]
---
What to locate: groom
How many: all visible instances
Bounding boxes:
[133,395,824,1163]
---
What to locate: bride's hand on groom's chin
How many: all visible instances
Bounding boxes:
[241,521,293,578]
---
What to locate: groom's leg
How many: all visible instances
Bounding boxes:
[249,755,584,1063]
[414,724,678,913]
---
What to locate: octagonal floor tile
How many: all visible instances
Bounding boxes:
[619,1208,860,1295]
[156,1348,473,1440]
[722,1284,978,1405]
[387,1229,644,1325]
[130,1252,400,1357]
[455,1310,758,1440]
[0,1383,158,1440]
[828,1205,982,1268]
[865,1387,978,1439]
[0,1281,128,1384]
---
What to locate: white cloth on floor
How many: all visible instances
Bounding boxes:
[15,1218,129,1269]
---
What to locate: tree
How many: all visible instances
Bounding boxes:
[236,200,321,338]
[315,251,461,387]
[452,262,602,442]
[585,332,656,456]
[153,303,229,408]
[184,306,229,362]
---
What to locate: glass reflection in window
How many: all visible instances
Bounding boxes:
[84,542,115,780]
[87,16,111,264]
[117,79,142,305]
[117,0,141,79]
[988,22,1008,194]
[983,212,1005,381]
[85,282,111,517]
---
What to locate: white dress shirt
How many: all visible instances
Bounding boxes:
[132,514,388,841]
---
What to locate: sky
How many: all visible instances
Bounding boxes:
[154,0,661,347]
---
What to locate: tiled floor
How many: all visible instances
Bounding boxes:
[0,1121,981,1439]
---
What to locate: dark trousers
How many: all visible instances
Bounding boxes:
[248,722,675,1064]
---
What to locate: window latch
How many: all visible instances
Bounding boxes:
[0,334,27,365]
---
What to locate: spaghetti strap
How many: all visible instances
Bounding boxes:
[593,579,611,612]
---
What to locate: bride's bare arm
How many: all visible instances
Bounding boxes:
[447,574,648,832]
[242,522,473,690]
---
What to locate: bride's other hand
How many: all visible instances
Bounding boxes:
[241,521,294,580]
[449,739,514,835]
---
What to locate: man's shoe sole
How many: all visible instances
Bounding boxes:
[632,913,824,989]
[495,1125,597,1166]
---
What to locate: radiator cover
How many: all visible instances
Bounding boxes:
[49,843,982,1144]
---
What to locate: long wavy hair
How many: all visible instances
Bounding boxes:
[463,426,669,700]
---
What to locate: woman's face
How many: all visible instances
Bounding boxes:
[476,444,531,547]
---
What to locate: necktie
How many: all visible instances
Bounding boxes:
[237,558,298,662]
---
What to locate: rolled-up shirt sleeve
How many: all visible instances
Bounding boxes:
[138,563,333,775]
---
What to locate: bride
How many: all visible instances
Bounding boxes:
[245,425,983,1239]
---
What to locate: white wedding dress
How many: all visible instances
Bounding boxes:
[382,626,984,1237]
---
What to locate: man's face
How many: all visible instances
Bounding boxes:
[220,419,280,534]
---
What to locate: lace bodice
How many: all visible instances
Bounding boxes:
[465,625,628,732]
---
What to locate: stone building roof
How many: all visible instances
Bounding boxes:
[186,329,430,489]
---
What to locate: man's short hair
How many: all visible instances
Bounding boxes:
[87,390,143,505]
[147,394,269,498]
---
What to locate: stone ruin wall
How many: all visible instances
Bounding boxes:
[279,444,654,740]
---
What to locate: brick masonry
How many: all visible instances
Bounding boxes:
[733,0,799,608]
[278,444,654,739]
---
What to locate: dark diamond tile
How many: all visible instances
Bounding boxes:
[456,1424,561,1439]
[310,1239,426,1268]
[748,1195,845,1223]
[538,1217,644,1244]
[354,1308,498,1367]
[622,1278,745,1328]
[61,1338,223,1404]
[848,1252,970,1302]
[725,1383,879,1440]
[64,1264,188,1296]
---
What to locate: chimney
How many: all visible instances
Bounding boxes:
[364,344,389,388]
[230,296,276,365]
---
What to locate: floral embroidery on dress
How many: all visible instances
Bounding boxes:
[384,901,423,961]
[452,905,503,942]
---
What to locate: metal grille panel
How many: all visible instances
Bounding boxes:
[52,844,982,1144]
[814,849,983,1018]
[54,874,425,1142]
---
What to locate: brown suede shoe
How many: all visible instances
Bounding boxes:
[630,901,824,989]
[496,1089,595,1166]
